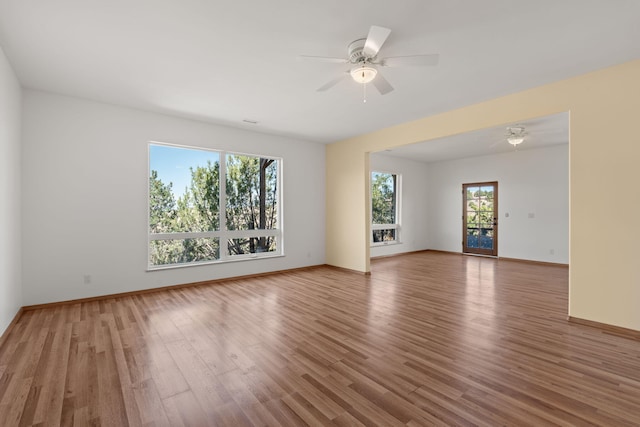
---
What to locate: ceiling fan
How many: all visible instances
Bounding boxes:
[299,25,439,96]
[488,125,528,149]
[506,126,527,146]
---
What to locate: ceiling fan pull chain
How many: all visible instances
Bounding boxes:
[363,82,367,103]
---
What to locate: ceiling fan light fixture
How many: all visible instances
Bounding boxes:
[507,136,524,146]
[350,65,377,84]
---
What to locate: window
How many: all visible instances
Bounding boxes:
[148,143,281,268]
[371,171,400,245]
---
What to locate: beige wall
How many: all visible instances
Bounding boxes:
[326,59,640,331]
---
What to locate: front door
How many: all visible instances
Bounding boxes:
[463,182,498,256]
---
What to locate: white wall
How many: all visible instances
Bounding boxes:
[427,144,569,263]
[370,153,430,258]
[21,90,325,306]
[0,47,22,334]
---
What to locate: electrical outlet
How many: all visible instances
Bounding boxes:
[83,275,91,285]
[549,249,555,255]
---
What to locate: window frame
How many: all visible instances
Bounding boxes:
[370,170,401,246]
[147,141,283,270]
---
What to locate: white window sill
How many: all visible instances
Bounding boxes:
[370,241,402,248]
[147,253,285,272]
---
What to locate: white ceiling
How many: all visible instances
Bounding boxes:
[380,112,569,163]
[1,1,639,144]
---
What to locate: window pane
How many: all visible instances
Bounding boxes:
[372,172,397,224]
[478,211,493,223]
[372,229,396,243]
[226,154,278,231]
[481,186,494,200]
[479,200,493,212]
[467,200,480,212]
[149,238,220,266]
[227,237,277,255]
[479,234,494,249]
[466,186,479,200]
[149,144,220,233]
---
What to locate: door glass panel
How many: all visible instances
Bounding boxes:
[481,186,494,199]
[466,227,479,248]
[466,187,479,200]
[480,201,493,212]
[479,224,494,250]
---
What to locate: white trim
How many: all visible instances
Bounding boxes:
[371,241,403,247]
[149,229,282,241]
[147,254,285,272]
[371,224,399,231]
[219,146,227,238]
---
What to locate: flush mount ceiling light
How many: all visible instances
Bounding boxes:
[506,126,526,146]
[350,65,377,84]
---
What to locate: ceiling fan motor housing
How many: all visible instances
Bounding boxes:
[348,38,369,63]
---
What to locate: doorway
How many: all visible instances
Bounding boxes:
[463,182,498,256]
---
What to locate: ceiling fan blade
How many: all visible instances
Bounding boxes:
[363,26,391,58]
[372,72,394,95]
[298,55,348,64]
[317,73,349,92]
[381,54,440,67]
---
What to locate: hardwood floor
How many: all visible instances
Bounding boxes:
[1,251,639,426]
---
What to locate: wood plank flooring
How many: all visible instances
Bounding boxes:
[1,251,639,426]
